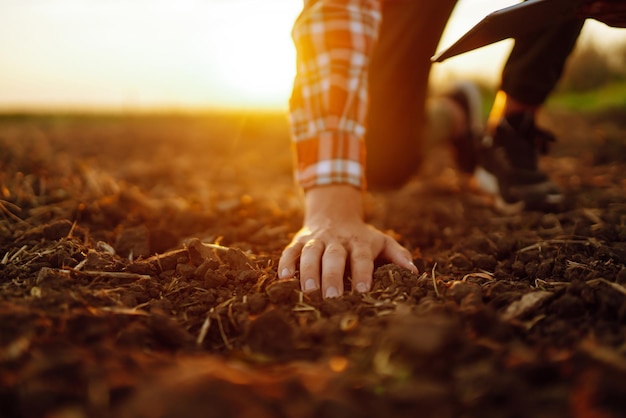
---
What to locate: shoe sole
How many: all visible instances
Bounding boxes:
[474,166,564,214]
[456,81,484,138]
[445,81,484,173]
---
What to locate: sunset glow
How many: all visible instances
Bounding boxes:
[0,0,620,112]
[0,0,301,111]
[204,3,298,109]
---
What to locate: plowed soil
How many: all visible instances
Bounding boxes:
[0,109,625,418]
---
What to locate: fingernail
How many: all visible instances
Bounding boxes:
[280,268,291,279]
[355,282,369,293]
[408,261,418,272]
[325,286,339,298]
[304,278,317,292]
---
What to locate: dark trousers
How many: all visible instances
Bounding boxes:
[502,18,584,106]
[365,0,583,189]
[366,0,457,189]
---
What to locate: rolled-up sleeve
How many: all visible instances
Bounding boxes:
[289,0,381,190]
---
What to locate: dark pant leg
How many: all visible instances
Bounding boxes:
[365,0,457,190]
[501,18,584,106]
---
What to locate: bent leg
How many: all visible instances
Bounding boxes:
[501,18,584,106]
[365,0,457,189]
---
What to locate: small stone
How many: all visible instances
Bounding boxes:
[501,291,553,321]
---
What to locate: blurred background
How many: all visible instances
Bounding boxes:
[1,0,624,113]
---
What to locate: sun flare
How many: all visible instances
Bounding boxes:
[0,0,302,111]
[0,0,618,111]
[205,2,301,109]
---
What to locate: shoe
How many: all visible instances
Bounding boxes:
[445,81,484,174]
[474,111,563,213]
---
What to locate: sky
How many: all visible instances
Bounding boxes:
[0,0,622,112]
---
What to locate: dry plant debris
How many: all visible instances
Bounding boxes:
[0,112,625,417]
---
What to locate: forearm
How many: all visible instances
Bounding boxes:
[281,1,419,297]
[289,0,382,191]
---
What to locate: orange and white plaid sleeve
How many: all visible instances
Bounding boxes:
[289,0,382,190]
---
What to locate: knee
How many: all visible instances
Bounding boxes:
[366,154,423,190]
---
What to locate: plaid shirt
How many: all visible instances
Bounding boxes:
[289,0,382,190]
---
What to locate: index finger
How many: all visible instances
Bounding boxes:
[278,241,303,279]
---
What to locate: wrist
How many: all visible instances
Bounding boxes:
[304,184,364,224]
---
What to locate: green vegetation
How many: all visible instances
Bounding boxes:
[547,80,626,112]
[547,39,626,113]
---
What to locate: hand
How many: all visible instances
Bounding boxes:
[582,0,626,27]
[278,185,418,298]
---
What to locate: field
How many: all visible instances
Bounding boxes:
[1,105,625,418]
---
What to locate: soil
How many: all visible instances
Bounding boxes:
[0,109,625,418]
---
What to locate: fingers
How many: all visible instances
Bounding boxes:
[299,239,324,293]
[278,241,303,280]
[350,245,374,293]
[380,235,418,274]
[320,243,347,298]
[279,228,418,299]
[279,237,347,297]
[279,237,350,298]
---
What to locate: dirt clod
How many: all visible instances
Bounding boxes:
[1,112,625,417]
